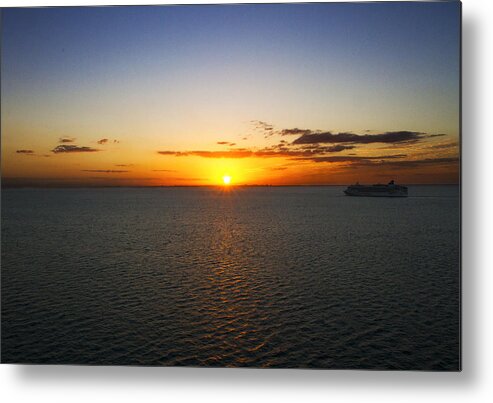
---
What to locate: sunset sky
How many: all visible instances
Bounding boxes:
[1,2,460,187]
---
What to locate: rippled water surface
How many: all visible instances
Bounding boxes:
[1,186,460,369]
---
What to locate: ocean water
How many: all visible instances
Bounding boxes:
[1,186,460,370]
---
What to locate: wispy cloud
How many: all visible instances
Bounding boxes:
[157,149,344,159]
[251,120,276,137]
[171,177,206,181]
[81,169,129,173]
[16,149,35,155]
[217,141,237,146]
[295,156,458,169]
[427,141,459,150]
[352,157,460,168]
[97,138,109,144]
[52,145,100,153]
[294,154,408,163]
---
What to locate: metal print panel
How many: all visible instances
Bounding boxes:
[1,1,461,370]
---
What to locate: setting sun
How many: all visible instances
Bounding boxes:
[222,175,232,185]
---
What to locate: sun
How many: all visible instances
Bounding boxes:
[222,175,232,185]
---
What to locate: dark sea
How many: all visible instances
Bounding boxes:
[1,186,460,370]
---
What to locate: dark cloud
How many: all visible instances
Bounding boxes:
[300,145,356,153]
[81,169,129,173]
[217,141,236,146]
[295,154,408,163]
[292,131,426,145]
[52,145,100,153]
[59,137,76,143]
[281,128,312,136]
[327,145,356,152]
[96,138,119,145]
[16,149,35,154]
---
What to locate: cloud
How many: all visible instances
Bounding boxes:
[162,150,254,158]
[59,137,76,143]
[158,148,306,158]
[427,134,447,138]
[171,177,205,181]
[295,154,408,163]
[16,149,35,155]
[297,156,458,169]
[158,145,360,159]
[280,128,312,136]
[251,120,276,137]
[357,157,459,168]
[300,145,356,153]
[52,145,100,153]
[156,124,453,167]
[152,169,177,172]
[251,120,274,130]
[292,131,427,145]
[115,164,133,167]
[428,141,459,150]
[81,169,129,173]
[326,145,356,152]
[97,138,109,144]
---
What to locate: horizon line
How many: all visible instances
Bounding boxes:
[1,183,460,190]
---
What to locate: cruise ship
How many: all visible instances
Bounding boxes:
[344,180,408,197]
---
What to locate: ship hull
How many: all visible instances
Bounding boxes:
[344,190,408,197]
[344,183,408,197]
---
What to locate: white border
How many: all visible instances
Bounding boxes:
[2,0,492,402]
